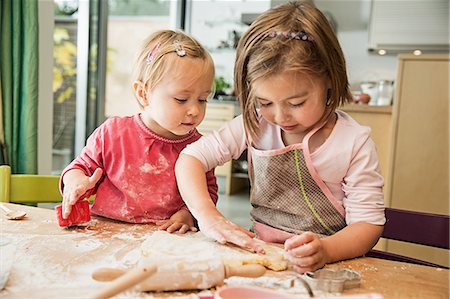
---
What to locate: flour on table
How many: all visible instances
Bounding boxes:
[141,231,287,271]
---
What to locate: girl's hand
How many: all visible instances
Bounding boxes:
[62,168,103,219]
[157,209,198,234]
[198,214,265,254]
[284,232,330,273]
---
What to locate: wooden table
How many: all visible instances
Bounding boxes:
[1,203,448,298]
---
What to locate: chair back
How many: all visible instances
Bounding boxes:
[367,207,449,268]
[0,165,62,203]
[383,208,449,249]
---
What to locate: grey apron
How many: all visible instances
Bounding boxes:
[249,126,346,239]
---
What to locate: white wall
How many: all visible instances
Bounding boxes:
[338,30,397,89]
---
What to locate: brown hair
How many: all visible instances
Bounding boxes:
[234,1,352,140]
[133,30,214,108]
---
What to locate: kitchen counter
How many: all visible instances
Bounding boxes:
[341,104,392,114]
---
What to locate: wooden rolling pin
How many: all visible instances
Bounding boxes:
[92,263,157,299]
[92,258,266,292]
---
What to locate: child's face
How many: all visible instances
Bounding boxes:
[140,57,214,139]
[253,71,330,143]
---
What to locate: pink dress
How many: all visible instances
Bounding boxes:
[60,114,218,223]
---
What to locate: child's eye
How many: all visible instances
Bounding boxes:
[258,102,271,107]
[289,101,305,107]
[174,98,187,103]
[199,98,208,103]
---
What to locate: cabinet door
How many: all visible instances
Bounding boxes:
[388,54,449,267]
[389,55,449,213]
[342,105,392,203]
[197,103,235,194]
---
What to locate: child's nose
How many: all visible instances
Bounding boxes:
[187,104,200,117]
[274,106,290,123]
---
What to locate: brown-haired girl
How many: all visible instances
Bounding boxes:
[61,30,218,233]
[176,2,385,272]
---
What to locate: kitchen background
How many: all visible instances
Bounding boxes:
[50,0,448,173]
[105,0,400,117]
[42,0,448,267]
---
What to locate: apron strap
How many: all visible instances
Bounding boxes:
[301,117,345,216]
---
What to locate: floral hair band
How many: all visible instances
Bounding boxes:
[172,40,186,57]
[146,40,186,65]
[267,31,314,41]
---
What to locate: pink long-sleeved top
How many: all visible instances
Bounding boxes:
[182,110,385,226]
[60,114,218,223]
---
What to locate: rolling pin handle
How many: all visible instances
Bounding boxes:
[91,264,157,299]
[224,263,266,278]
[92,268,126,282]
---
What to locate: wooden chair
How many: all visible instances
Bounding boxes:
[0,165,62,203]
[367,208,450,268]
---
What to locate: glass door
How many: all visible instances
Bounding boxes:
[52,0,182,174]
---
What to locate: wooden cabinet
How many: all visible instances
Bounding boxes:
[341,105,393,202]
[342,55,449,267]
[386,54,449,267]
[197,101,249,195]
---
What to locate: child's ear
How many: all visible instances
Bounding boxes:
[133,80,149,107]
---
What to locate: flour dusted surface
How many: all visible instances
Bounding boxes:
[141,231,287,271]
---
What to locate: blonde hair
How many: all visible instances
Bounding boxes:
[133,30,214,107]
[234,1,352,140]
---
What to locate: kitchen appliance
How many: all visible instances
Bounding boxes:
[377,80,394,106]
[360,81,378,105]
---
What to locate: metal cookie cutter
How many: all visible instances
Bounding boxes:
[301,268,361,293]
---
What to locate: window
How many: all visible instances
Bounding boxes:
[52,0,181,174]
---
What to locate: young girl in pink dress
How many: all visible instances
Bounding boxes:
[176,2,385,272]
[60,29,218,233]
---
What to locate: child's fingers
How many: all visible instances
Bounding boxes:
[62,192,77,218]
[167,222,190,233]
[284,232,315,250]
[157,220,171,230]
[231,224,256,238]
[166,223,182,233]
[284,251,314,265]
[62,200,72,219]
[176,224,190,234]
[285,241,316,258]
[223,229,265,254]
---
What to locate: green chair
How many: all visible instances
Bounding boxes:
[0,165,62,203]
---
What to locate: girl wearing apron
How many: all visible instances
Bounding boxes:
[176,1,385,273]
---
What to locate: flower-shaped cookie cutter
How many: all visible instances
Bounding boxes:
[301,268,361,293]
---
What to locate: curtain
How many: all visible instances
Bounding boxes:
[0,0,39,174]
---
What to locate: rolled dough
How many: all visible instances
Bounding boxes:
[141,231,288,271]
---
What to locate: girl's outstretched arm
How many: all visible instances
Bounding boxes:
[175,154,264,253]
[284,222,383,273]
